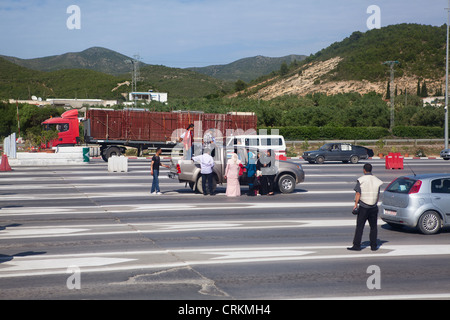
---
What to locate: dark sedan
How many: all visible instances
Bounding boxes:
[303,143,374,164]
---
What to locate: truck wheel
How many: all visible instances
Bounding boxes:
[105,147,121,161]
[196,176,217,194]
[278,174,296,194]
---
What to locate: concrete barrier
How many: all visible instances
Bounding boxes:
[8,146,87,166]
[108,155,128,173]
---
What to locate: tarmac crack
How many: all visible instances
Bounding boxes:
[111,266,231,298]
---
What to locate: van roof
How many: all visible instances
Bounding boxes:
[229,135,284,138]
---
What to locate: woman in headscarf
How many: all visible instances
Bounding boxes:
[225,153,242,197]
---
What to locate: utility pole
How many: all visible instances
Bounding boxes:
[131,54,141,107]
[125,55,141,106]
[445,0,449,149]
[384,61,400,132]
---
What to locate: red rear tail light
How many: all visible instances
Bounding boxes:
[176,164,181,174]
[409,180,422,194]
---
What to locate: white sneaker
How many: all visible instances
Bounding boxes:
[151,192,157,195]
[156,192,163,195]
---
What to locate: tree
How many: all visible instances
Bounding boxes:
[421,81,428,97]
[280,62,289,76]
[234,80,247,93]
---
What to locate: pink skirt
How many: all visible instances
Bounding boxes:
[226,177,241,197]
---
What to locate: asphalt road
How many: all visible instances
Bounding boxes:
[1,158,450,301]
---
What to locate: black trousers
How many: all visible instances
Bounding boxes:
[202,173,213,195]
[352,205,379,249]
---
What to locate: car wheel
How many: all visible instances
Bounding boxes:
[444,158,450,161]
[196,176,217,194]
[418,211,442,235]
[315,156,325,164]
[350,155,359,164]
[278,174,296,194]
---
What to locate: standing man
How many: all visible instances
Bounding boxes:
[193,149,215,195]
[151,147,169,195]
[180,124,194,160]
[348,163,384,251]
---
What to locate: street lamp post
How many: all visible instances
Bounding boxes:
[445,1,450,149]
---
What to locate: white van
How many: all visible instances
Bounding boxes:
[226,135,287,159]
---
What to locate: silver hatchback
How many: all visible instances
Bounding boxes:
[381,174,450,235]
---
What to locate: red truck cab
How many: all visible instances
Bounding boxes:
[42,109,80,147]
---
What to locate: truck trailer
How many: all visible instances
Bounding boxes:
[42,108,257,162]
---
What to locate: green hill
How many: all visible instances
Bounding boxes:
[238,23,448,100]
[308,23,446,82]
[0,56,232,100]
[188,54,307,82]
[0,47,141,76]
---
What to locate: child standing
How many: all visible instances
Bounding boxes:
[151,147,169,195]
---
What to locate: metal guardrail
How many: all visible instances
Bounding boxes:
[287,139,446,146]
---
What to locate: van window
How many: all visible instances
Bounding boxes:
[245,138,259,147]
[260,138,282,147]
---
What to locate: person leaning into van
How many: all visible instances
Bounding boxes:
[192,148,215,196]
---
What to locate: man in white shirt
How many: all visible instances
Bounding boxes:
[348,163,384,252]
[192,149,215,195]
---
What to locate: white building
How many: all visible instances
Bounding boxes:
[129,91,168,104]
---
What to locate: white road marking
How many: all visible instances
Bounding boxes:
[1,244,449,278]
[0,201,357,217]
[3,257,135,271]
[0,219,367,239]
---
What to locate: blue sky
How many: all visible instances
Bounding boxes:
[0,0,448,68]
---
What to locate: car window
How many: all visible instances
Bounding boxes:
[341,144,352,151]
[431,179,450,194]
[319,144,333,151]
[386,177,417,194]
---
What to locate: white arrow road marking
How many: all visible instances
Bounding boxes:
[2,257,135,271]
[206,250,315,260]
[0,228,89,238]
[1,202,357,217]
[1,245,450,279]
[0,219,373,240]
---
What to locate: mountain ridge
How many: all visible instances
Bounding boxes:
[187,54,307,82]
[0,47,141,76]
[236,23,447,100]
